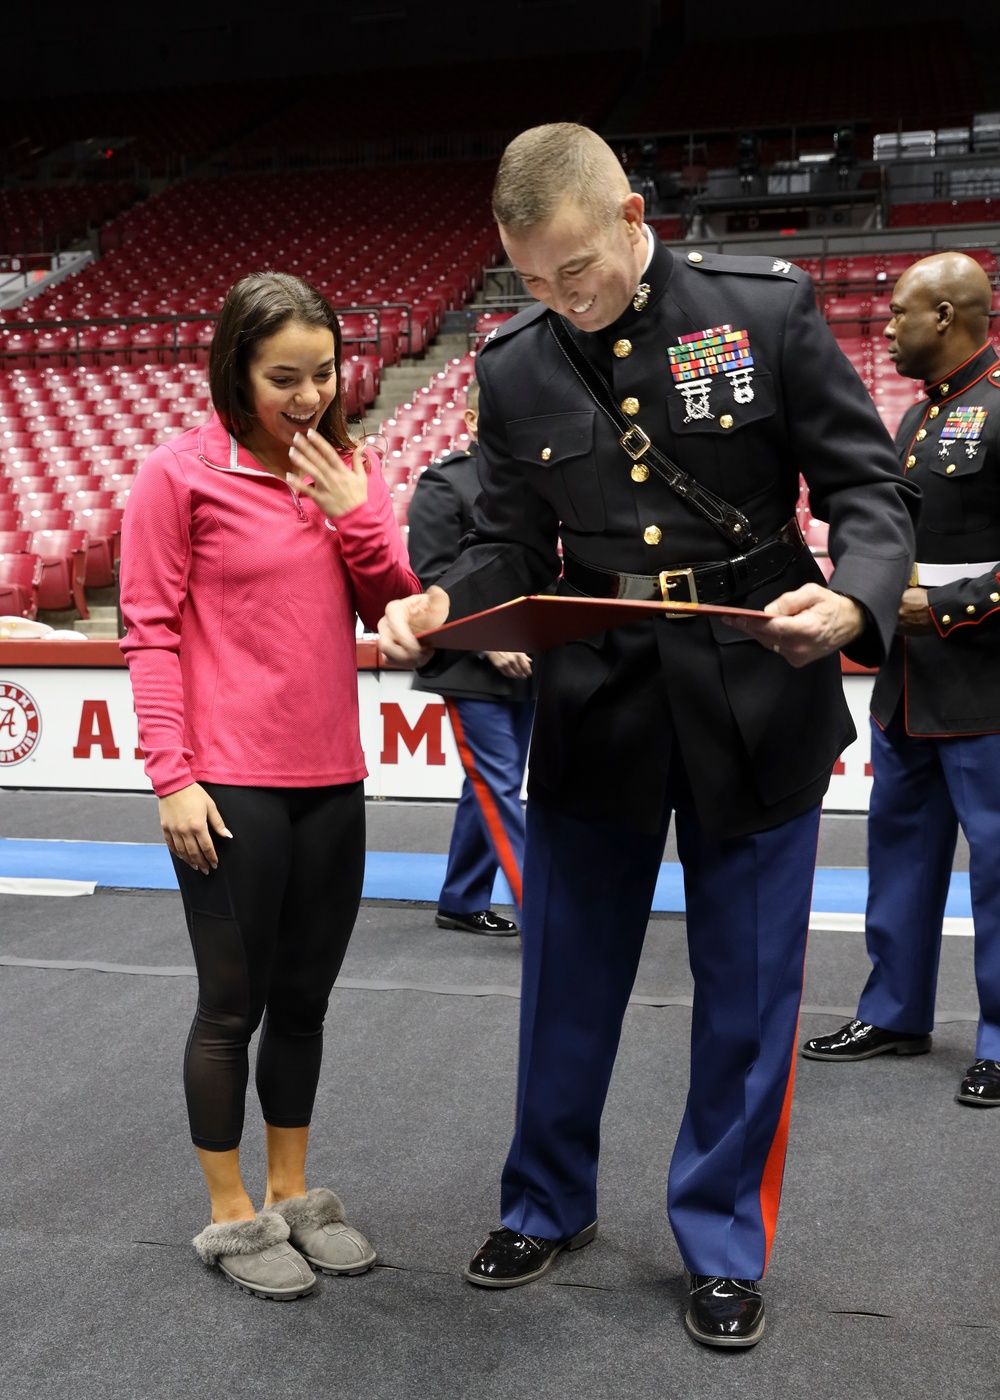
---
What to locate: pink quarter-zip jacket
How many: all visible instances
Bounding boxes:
[120,412,421,797]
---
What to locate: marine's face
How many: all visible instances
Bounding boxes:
[884,270,944,381]
[500,193,646,333]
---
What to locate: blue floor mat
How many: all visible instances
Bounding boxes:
[0,838,974,917]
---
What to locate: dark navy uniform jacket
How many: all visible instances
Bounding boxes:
[408,446,532,704]
[433,234,918,840]
[872,342,1000,737]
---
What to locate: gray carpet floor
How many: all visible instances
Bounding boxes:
[0,793,995,1399]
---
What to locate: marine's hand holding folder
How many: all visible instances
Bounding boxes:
[377,584,450,667]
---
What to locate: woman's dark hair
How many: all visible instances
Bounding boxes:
[209,271,353,451]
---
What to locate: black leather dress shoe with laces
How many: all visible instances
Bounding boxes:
[685,1275,765,1348]
[801,1019,932,1061]
[956,1059,1000,1106]
[464,1221,598,1287]
[435,909,519,936]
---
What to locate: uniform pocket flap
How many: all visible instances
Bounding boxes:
[929,453,983,479]
[508,411,595,467]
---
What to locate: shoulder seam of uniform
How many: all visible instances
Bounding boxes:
[683,252,805,281]
[479,302,547,350]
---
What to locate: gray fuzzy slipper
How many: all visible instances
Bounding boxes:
[192,1213,316,1300]
[265,1188,376,1276]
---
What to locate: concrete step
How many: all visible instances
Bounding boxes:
[75,605,119,639]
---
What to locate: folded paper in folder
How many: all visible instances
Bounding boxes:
[418,594,763,652]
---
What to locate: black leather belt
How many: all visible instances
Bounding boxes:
[562,518,807,604]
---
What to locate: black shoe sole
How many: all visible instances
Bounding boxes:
[801,1037,931,1062]
[464,1221,597,1288]
[956,1091,1000,1107]
[684,1310,765,1348]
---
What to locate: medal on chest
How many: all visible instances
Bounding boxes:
[668,324,755,423]
[937,405,987,460]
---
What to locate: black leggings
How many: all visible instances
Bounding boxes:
[172,782,365,1151]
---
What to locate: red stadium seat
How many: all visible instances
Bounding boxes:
[63,490,116,511]
[72,507,124,587]
[0,552,43,617]
[30,529,90,617]
[19,507,74,530]
[0,530,32,554]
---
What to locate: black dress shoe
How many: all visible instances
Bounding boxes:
[801,1019,932,1061]
[436,908,519,936]
[956,1059,1000,1106]
[464,1221,597,1288]
[686,1275,765,1348]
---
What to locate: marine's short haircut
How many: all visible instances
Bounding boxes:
[209,271,353,451]
[492,123,631,234]
[465,375,480,413]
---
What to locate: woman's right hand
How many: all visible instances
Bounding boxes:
[159,783,232,874]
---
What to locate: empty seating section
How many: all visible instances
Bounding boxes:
[633,24,978,150]
[0,362,211,615]
[1,167,504,380]
[0,184,135,254]
[0,81,279,180]
[216,55,635,163]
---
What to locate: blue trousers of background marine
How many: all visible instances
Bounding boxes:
[858,711,1000,1060]
[438,695,534,913]
[499,788,820,1280]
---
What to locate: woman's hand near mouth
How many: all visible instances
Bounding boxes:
[286,430,369,518]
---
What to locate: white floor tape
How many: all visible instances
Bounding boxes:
[0,877,96,897]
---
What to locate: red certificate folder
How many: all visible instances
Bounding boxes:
[418,594,763,652]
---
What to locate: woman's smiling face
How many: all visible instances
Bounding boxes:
[244,320,338,463]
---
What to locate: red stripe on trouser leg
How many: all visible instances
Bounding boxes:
[758,1015,800,1275]
[445,697,523,908]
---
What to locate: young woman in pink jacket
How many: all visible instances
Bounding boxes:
[120,272,421,1300]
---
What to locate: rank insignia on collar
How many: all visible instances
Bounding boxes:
[668,324,755,422]
[772,258,792,274]
[632,282,651,311]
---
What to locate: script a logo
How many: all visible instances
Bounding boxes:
[0,681,41,765]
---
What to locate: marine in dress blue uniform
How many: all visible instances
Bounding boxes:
[803,252,1000,1107]
[377,124,919,1347]
[407,431,535,929]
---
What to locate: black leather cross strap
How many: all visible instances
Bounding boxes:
[563,517,806,604]
[547,313,757,548]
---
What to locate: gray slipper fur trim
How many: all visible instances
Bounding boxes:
[264,1188,346,1232]
[192,1212,290,1264]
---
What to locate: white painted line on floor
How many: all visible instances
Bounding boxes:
[809,913,973,937]
[0,877,96,897]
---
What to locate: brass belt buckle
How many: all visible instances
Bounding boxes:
[659,567,698,618]
[620,425,651,460]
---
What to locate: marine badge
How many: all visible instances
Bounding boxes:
[632,283,651,311]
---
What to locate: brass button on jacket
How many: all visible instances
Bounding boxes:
[541,446,552,461]
[643,525,662,545]
[720,414,734,429]
[621,396,640,416]
[613,339,632,358]
[631,463,649,482]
